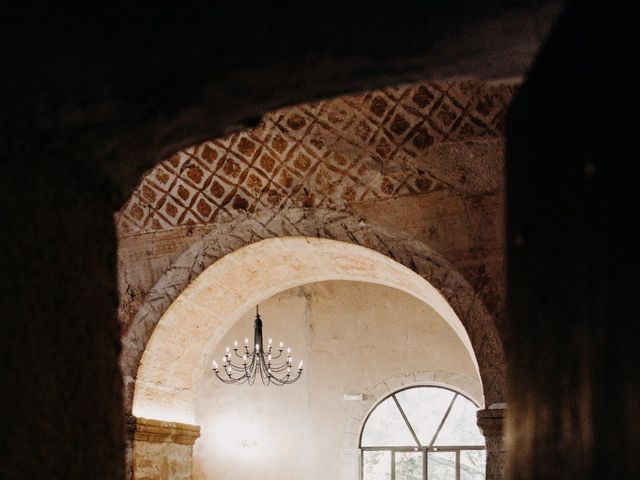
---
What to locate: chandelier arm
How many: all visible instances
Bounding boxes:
[270,350,284,360]
[278,371,301,385]
[243,356,255,377]
[233,349,244,359]
[247,366,257,385]
[267,374,285,386]
[259,361,270,386]
[284,375,302,385]
[226,360,246,371]
[272,362,289,368]
[214,369,248,384]
[264,365,273,386]
[225,367,246,381]
[247,353,257,370]
[227,365,245,373]
[271,365,287,374]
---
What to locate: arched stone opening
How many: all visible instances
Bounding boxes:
[116,74,512,478]
[126,225,506,478]
[123,210,505,417]
[133,237,480,424]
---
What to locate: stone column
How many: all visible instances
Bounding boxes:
[132,417,201,480]
[477,407,506,480]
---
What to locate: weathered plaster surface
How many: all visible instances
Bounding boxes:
[127,231,503,429]
[131,236,486,422]
[193,282,482,480]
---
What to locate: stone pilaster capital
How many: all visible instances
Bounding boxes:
[131,416,201,445]
[125,414,137,439]
[477,405,506,437]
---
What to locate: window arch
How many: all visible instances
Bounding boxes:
[359,386,485,480]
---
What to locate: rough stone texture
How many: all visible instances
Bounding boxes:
[119,185,506,337]
[117,80,512,235]
[132,417,200,480]
[6,2,636,479]
[477,408,506,480]
[118,84,510,436]
[132,235,491,423]
[125,215,504,422]
[117,80,511,338]
[0,3,566,480]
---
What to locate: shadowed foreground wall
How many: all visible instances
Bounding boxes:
[506,2,640,479]
[0,161,124,478]
[18,2,638,479]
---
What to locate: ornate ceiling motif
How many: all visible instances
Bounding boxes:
[117,80,514,236]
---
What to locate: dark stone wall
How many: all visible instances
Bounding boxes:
[1,2,559,199]
[0,2,558,479]
[0,155,124,478]
[506,1,640,478]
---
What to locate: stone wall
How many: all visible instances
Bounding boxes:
[477,407,506,480]
[118,79,511,479]
[123,215,505,422]
[117,79,513,342]
[132,418,200,480]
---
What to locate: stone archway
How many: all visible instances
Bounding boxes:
[122,208,504,412]
[121,209,504,412]
[122,208,506,479]
[134,236,479,423]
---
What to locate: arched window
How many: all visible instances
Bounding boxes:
[360,386,485,480]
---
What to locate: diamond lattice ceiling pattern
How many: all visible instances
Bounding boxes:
[118,80,514,236]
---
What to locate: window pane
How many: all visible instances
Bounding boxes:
[460,450,486,480]
[433,396,484,446]
[363,451,391,480]
[395,451,423,480]
[428,451,456,480]
[395,388,455,446]
[361,397,418,447]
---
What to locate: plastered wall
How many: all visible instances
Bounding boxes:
[193,280,480,480]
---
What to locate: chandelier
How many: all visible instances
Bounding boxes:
[212,306,304,386]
